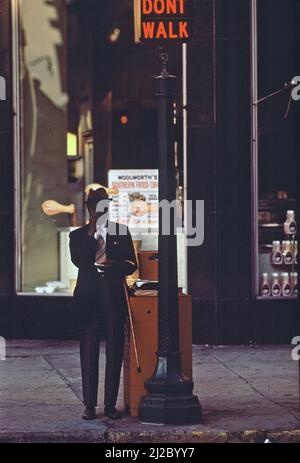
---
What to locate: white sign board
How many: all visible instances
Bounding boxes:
[108,169,159,233]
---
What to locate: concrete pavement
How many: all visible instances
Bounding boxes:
[0,341,299,443]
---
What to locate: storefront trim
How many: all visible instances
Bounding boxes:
[250,0,259,298]
[182,42,188,295]
[11,0,22,294]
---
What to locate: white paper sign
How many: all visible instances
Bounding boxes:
[108,169,159,233]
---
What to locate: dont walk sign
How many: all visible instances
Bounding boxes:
[134,0,195,43]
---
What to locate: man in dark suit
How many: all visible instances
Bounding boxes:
[69,188,137,420]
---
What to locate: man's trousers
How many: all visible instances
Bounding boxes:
[79,276,126,409]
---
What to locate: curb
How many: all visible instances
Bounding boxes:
[0,429,300,444]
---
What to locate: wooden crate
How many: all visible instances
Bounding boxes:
[123,293,192,417]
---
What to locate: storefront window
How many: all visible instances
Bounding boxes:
[16,0,70,294]
[14,0,186,295]
[252,0,299,298]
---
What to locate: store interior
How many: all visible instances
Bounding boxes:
[18,0,184,294]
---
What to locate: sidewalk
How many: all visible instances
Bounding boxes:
[0,341,299,443]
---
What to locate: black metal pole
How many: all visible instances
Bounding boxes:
[138,48,202,425]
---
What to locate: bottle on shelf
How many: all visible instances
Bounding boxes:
[271,273,282,297]
[261,273,271,297]
[270,241,283,265]
[290,272,298,297]
[284,210,297,237]
[281,273,292,297]
[282,240,293,265]
[293,240,298,265]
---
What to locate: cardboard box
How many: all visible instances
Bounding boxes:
[137,250,158,280]
[123,293,192,417]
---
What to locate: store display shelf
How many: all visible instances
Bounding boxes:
[258,198,297,212]
[16,292,72,297]
[256,296,298,301]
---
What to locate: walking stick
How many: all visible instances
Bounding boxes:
[123,279,142,374]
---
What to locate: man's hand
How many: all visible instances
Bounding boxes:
[98,260,117,271]
[87,213,101,237]
[95,260,119,275]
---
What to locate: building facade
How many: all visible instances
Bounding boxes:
[0,0,299,343]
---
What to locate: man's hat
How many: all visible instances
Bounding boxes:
[85,187,113,205]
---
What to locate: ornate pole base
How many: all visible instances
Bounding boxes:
[139,392,202,425]
[138,355,202,425]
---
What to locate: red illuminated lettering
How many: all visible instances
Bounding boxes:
[169,22,178,39]
[179,0,184,14]
[154,0,165,14]
[140,0,191,42]
[166,0,177,14]
[179,21,188,38]
[142,0,186,16]
[156,21,168,39]
[142,21,190,40]
[142,21,155,38]
[143,0,152,14]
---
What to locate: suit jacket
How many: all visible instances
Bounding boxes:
[69,220,137,325]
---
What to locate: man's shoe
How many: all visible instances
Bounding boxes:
[104,407,122,420]
[82,407,96,420]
